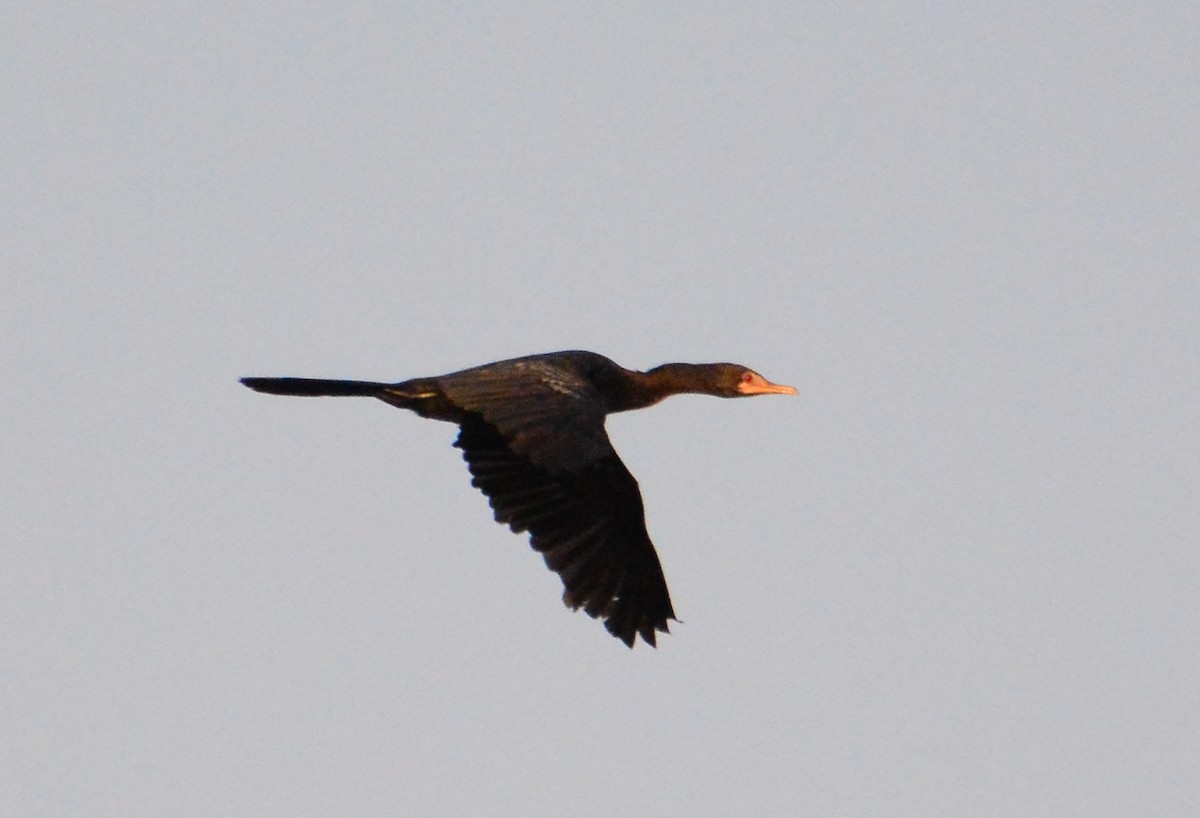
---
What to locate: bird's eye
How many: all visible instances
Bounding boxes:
[741,372,754,383]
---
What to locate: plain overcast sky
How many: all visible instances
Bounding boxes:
[4,4,1198,816]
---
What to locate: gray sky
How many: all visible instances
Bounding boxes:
[4,4,1197,816]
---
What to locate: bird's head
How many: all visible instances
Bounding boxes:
[720,364,798,398]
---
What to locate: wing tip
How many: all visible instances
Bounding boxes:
[605,613,674,650]
[562,587,675,649]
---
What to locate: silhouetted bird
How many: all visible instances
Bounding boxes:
[241,350,796,647]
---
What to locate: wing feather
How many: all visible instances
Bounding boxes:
[439,358,612,472]
[454,417,675,647]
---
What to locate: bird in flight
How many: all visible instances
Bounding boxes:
[241,350,796,647]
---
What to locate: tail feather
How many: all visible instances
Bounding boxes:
[240,377,385,397]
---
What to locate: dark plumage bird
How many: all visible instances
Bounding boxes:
[241,350,796,647]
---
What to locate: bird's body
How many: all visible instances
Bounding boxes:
[241,350,795,647]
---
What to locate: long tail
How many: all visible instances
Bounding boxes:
[240,377,386,397]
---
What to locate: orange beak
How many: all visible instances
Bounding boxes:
[738,374,798,396]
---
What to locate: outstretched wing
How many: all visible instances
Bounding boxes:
[454,417,675,647]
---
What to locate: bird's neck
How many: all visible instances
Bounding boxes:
[607,363,711,412]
